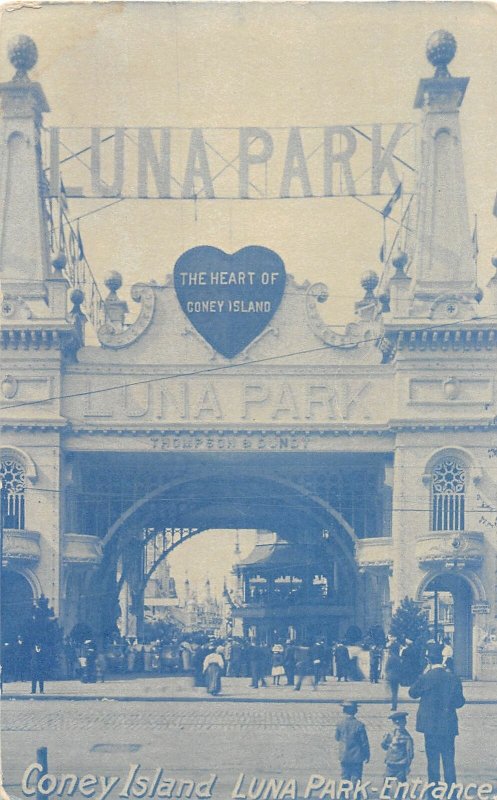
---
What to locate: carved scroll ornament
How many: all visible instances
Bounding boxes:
[97,284,155,349]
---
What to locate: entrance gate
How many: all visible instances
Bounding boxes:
[1,31,495,677]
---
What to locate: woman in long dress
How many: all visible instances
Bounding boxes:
[202,646,225,695]
[271,643,285,686]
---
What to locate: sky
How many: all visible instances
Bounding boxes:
[1,1,497,327]
[166,528,258,602]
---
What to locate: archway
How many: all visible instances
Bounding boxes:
[1,570,34,680]
[91,468,360,644]
[421,573,474,678]
[1,569,34,643]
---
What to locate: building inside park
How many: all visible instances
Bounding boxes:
[2,30,497,680]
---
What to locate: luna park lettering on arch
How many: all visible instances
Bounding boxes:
[48,124,411,200]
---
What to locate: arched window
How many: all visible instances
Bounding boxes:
[431,458,465,532]
[0,457,26,529]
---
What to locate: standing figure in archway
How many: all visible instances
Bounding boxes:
[203,646,224,696]
[409,650,465,793]
[441,637,454,672]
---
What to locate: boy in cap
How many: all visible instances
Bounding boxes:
[335,700,370,781]
[381,711,414,782]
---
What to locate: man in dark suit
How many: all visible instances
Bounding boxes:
[30,644,46,694]
[408,651,465,791]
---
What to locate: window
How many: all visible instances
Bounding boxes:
[0,457,26,529]
[432,458,465,531]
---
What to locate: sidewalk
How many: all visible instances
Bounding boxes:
[3,674,497,702]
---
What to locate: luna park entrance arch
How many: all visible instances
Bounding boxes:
[69,451,387,645]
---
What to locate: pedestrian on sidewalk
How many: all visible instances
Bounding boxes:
[385,640,403,711]
[442,637,454,672]
[283,640,296,686]
[335,642,350,682]
[294,643,312,691]
[310,640,325,687]
[84,639,97,683]
[248,642,267,688]
[203,646,224,696]
[381,711,414,783]
[271,642,285,686]
[369,644,383,683]
[335,700,370,782]
[30,644,46,694]
[409,650,465,794]
[96,651,107,682]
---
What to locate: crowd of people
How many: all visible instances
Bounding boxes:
[3,618,456,706]
[192,634,455,698]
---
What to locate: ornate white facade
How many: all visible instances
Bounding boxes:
[2,32,497,678]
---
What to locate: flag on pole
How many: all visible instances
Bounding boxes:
[59,179,69,212]
[381,182,402,218]
[472,215,479,260]
[76,222,85,261]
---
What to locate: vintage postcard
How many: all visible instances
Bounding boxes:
[1,1,497,799]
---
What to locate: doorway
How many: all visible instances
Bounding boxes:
[422,573,473,678]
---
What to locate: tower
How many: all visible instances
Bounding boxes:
[0,37,87,622]
[387,31,479,323]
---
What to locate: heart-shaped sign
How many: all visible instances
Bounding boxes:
[174,246,286,358]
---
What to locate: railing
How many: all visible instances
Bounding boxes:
[44,193,106,332]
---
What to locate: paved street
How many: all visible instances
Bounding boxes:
[2,695,496,800]
[3,675,497,702]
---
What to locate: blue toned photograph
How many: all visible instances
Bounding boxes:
[0,4,496,800]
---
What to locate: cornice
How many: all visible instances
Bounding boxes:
[0,327,79,352]
[0,419,68,431]
[1,419,495,436]
[61,418,497,437]
[386,327,497,353]
[65,424,393,437]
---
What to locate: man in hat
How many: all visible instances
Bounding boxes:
[381,711,414,783]
[335,700,370,782]
[425,639,443,665]
[30,644,46,695]
[409,651,465,792]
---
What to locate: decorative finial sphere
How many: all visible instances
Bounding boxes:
[426,30,456,71]
[52,251,67,272]
[8,35,38,80]
[392,251,408,272]
[70,288,85,306]
[360,270,379,294]
[104,270,123,294]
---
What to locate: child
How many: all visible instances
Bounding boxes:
[381,711,414,782]
[335,700,370,782]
